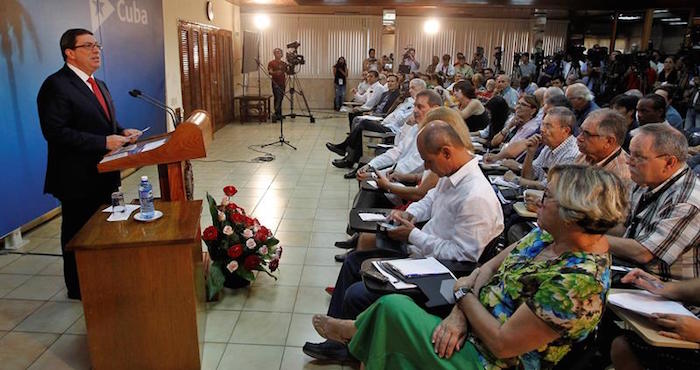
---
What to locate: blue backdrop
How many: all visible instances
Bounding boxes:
[0,0,165,237]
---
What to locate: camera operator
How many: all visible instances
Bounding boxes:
[471,46,488,73]
[268,47,288,121]
[363,48,380,73]
[518,52,536,81]
[401,47,420,73]
[493,46,503,74]
[537,53,562,87]
[603,51,626,100]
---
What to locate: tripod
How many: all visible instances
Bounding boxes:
[256,59,299,150]
[283,73,315,123]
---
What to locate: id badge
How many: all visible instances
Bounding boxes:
[339,79,344,86]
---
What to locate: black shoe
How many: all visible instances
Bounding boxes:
[67,291,82,300]
[343,168,359,179]
[334,253,347,262]
[302,340,353,362]
[332,159,353,169]
[326,142,346,156]
[335,234,358,249]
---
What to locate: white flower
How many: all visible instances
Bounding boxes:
[226,260,238,272]
[259,246,268,255]
[221,197,229,206]
[218,211,226,222]
[253,225,260,233]
[243,229,254,238]
[246,238,257,249]
[222,225,233,236]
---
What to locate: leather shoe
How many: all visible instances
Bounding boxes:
[334,253,347,262]
[302,341,354,362]
[334,234,358,249]
[343,168,358,179]
[332,159,353,169]
[326,142,346,156]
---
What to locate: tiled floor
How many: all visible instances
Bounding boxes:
[0,112,359,369]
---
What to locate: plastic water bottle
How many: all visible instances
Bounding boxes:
[138,176,155,219]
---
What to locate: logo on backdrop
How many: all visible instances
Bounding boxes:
[90,0,149,31]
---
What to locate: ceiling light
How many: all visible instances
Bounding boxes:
[660,18,682,22]
[253,14,270,30]
[423,19,439,34]
[669,22,688,26]
[619,15,641,21]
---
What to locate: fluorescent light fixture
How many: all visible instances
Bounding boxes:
[660,18,682,22]
[423,19,439,34]
[253,14,270,30]
[619,15,641,21]
[653,9,669,14]
[669,22,688,26]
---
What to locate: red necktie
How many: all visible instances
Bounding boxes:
[87,77,111,120]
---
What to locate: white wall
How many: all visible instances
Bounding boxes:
[162,0,241,125]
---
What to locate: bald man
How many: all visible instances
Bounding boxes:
[495,74,519,109]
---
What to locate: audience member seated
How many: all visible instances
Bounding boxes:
[311,165,627,370]
[494,74,519,110]
[454,54,474,80]
[504,107,580,190]
[636,93,670,127]
[654,85,684,131]
[484,93,569,165]
[425,55,439,75]
[351,71,369,99]
[611,269,700,370]
[575,109,632,182]
[610,94,640,151]
[489,95,539,149]
[303,120,504,362]
[454,81,489,131]
[436,54,455,88]
[474,96,509,145]
[353,89,443,180]
[326,76,417,174]
[566,82,600,129]
[517,75,538,96]
[347,70,387,123]
[476,79,496,102]
[607,123,699,280]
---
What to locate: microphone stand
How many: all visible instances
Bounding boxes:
[256,58,297,150]
[129,90,179,129]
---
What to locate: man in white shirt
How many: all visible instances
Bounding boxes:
[303,121,504,362]
[347,70,387,126]
[435,54,456,87]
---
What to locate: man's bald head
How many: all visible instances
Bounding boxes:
[417,121,467,154]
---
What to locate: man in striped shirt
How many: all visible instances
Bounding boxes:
[574,109,631,183]
[608,124,699,280]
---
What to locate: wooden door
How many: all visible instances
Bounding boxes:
[178,21,234,131]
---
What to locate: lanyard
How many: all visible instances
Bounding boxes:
[627,168,689,237]
[598,148,623,169]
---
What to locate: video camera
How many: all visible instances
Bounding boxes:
[285,41,305,75]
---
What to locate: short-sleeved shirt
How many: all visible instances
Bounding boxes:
[473,228,611,370]
[268,59,287,88]
[624,166,700,280]
[531,135,580,182]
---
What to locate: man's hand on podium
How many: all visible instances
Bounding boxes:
[106,134,128,150]
[123,128,143,144]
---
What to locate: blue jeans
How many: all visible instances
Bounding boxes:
[334,83,346,110]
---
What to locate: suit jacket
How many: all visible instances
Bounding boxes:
[37,64,124,200]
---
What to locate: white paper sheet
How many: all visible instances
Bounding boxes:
[141,138,167,152]
[372,261,417,289]
[358,212,386,222]
[99,151,128,163]
[377,143,394,148]
[385,257,454,278]
[366,180,378,188]
[608,291,696,318]
[490,176,520,189]
[104,205,141,222]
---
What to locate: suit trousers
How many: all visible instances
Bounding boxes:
[60,194,111,297]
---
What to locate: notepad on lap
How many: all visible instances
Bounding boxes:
[608,291,696,318]
[385,257,454,278]
[358,212,386,222]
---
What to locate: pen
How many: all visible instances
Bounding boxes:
[637,274,664,290]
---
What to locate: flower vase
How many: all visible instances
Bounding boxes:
[223,269,251,289]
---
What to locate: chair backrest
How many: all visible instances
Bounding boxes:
[478,234,505,265]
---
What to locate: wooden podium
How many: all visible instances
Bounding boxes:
[67,111,213,369]
[98,109,212,201]
[67,200,205,369]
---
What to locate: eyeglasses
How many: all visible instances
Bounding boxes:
[73,43,103,51]
[629,153,670,163]
[579,130,605,139]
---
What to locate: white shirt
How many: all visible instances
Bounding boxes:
[382,97,414,134]
[356,81,387,111]
[406,158,504,262]
[369,123,423,174]
[435,62,455,78]
[66,63,95,92]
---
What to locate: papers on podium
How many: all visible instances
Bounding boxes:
[608,290,696,318]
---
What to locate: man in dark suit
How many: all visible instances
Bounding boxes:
[37,28,141,300]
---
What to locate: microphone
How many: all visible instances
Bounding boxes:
[128,89,179,127]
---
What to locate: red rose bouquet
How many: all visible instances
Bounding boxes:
[202,186,281,299]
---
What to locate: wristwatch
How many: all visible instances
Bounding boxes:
[454,286,475,303]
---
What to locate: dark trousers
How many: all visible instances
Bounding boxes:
[339,119,392,163]
[347,111,364,130]
[60,194,111,296]
[272,83,285,118]
[327,249,399,319]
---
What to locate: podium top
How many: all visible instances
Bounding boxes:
[67,200,202,251]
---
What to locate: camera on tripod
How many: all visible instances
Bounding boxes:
[285,41,305,75]
[513,52,523,66]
